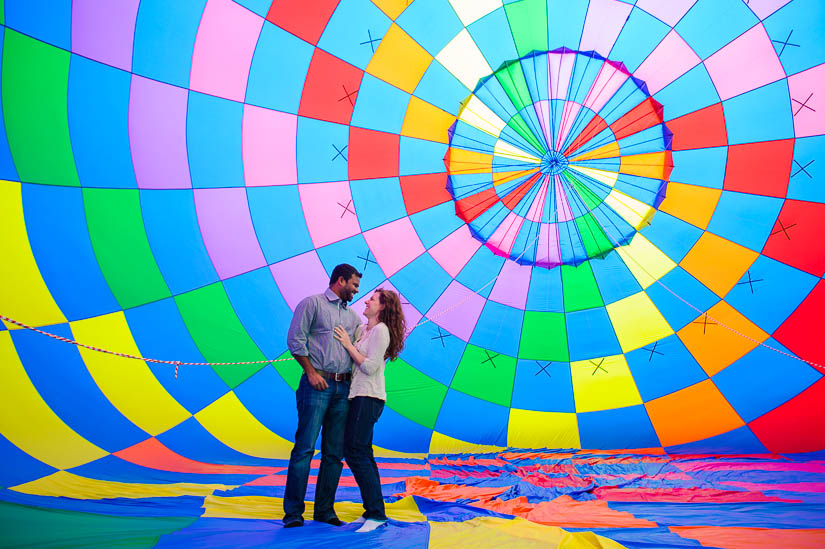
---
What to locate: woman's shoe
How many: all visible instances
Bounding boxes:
[355,519,387,533]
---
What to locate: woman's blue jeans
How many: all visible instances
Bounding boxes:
[283,374,350,524]
[344,396,386,521]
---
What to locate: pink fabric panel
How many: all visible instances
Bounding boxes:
[788,63,825,138]
[554,176,574,222]
[704,24,786,101]
[489,261,532,309]
[555,102,582,151]
[189,0,263,102]
[579,0,633,57]
[635,0,696,26]
[129,76,192,189]
[71,0,140,71]
[634,30,701,95]
[269,251,329,311]
[242,105,297,187]
[548,53,575,101]
[536,223,561,268]
[582,62,630,113]
[429,225,481,278]
[363,217,426,278]
[486,212,523,256]
[350,279,423,329]
[534,100,552,143]
[526,178,549,223]
[298,181,361,248]
[425,280,486,342]
[746,0,792,20]
[193,188,267,279]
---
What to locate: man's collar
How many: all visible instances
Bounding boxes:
[324,287,347,307]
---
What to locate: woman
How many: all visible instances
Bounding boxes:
[333,288,405,533]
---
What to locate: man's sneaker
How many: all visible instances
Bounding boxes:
[355,519,387,533]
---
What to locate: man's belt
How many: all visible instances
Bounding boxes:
[317,370,351,382]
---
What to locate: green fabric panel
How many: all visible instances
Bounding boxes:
[0,0,4,26]
[496,63,545,154]
[174,282,266,388]
[2,30,79,186]
[451,345,516,407]
[561,262,603,311]
[519,311,569,361]
[566,172,604,210]
[83,189,171,309]
[273,349,301,390]
[385,358,447,429]
[504,0,548,57]
[0,501,196,548]
[575,213,613,258]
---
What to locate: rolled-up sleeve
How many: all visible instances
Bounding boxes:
[287,296,315,356]
[357,324,389,376]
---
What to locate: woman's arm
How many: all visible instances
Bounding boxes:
[333,324,389,375]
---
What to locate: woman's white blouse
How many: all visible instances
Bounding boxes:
[349,322,390,401]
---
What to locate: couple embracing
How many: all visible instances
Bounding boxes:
[282,263,406,533]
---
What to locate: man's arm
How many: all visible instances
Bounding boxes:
[293,354,327,391]
[287,297,327,391]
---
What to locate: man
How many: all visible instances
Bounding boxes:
[283,263,362,528]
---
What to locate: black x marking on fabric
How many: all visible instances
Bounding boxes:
[337,199,355,218]
[771,219,797,240]
[534,361,552,378]
[642,341,664,362]
[772,29,800,57]
[792,159,814,178]
[356,250,376,271]
[590,358,607,375]
[359,29,381,53]
[481,350,499,368]
[792,92,815,116]
[338,84,359,106]
[431,326,449,347]
[692,314,717,335]
[331,143,348,162]
[736,271,764,293]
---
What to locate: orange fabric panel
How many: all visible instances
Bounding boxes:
[609,97,664,141]
[400,173,451,215]
[667,103,727,151]
[645,379,745,447]
[619,151,670,179]
[493,169,539,187]
[723,139,794,198]
[400,477,509,501]
[670,527,825,549]
[679,231,758,297]
[444,148,493,174]
[658,182,721,229]
[475,495,657,528]
[570,141,621,162]
[676,300,768,376]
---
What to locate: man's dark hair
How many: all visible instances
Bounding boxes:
[329,263,362,286]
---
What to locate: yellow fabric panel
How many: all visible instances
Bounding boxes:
[12,470,231,499]
[493,169,539,187]
[429,431,505,454]
[494,139,541,163]
[195,391,293,459]
[401,96,456,144]
[616,234,677,289]
[203,494,426,522]
[507,409,580,449]
[0,332,108,470]
[366,23,432,93]
[0,180,66,329]
[606,292,674,353]
[679,232,758,298]
[571,355,643,413]
[429,516,628,549]
[71,312,190,436]
[605,190,655,230]
[459,95,508,136]
[659,182,721,230]
[570,142,620,162]
[435,29,492,90]
[619,152,668,179]
[374,445,428,459]
[567,166,618,188]
[369,0,409,19]
[444,147,493,174]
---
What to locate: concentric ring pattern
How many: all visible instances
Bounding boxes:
[1,0,825,484]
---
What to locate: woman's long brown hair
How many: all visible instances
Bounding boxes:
[375,289,406,361]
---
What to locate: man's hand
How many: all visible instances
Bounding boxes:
[306,368,328,391]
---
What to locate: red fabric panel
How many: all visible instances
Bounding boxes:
[671,526,825,549]
[761,200,825,276]
[667,103,728,151]
[454,188,499,222]
[749,377,825,453]
[773,280,825,367]
[348,127,399,180]
[609,97,664,141]
[266,0,339,45]
[298,48,363,125]
[400,173,451,215]
[563,114,608,157]
[501,173,541,210]
[723,139,794,197]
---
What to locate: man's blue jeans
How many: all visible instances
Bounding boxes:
[344,396,386,521]
[283,374,350,524]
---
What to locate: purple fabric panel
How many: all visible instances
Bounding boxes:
[269,251,329,311]
[71,0,141,71]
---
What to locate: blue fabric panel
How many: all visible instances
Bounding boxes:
[644,267,719,332]
[565,307,622,361]
[511,359,575,413]
[547,0,588,50]
[410,202,464,248]
[187,92,244,189]
[590,252,642,305]
[68,56,137,189]
[223,267,293,360]
[713,338,821,423]
[0,28,19,181]
[626,334,708,402]
[598,80,649,127]
[435,389,508,446]
[399,136,448,176]
[5,0,71,49]
[0,490,205,518]
[350,177,406,231]
[296,117,350,183]
[787,135,825,204]
[414,496,513,521]
[0,433,56,488]
[68,455,261,486]
[567,55,605,109]
[232,365,299,444]
[126,298,229,413]
[578,405,661,449]
[723,80,794,145]
[400,322,466,386]
[608,8,670,72]
[706,191,783,253]
[132,0,207,88]
[140,189,219,295]
[316,233,386,296]
[640,211,703,264]
[655,64,720,121]
[576,527,706,548]
[317,0,392,70]
[390,253,453,315]
[765,0,825,75]
[467,8,518,75]
[21,184,119,320]
[234,0,270,17]
[10,325,149,452]
[456,247,505,298]
[374,407,434,453]
[669,147,727,190]
[351,74,410,134]
[469,301,523,356]
[666,425,769,455]
[247,186,314,264]
[246,22,314,113]
[413,60,471,116]
[396,0,463,56]
[676,0,758,59]
[526,265,565,312]
[609,500,825,527]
